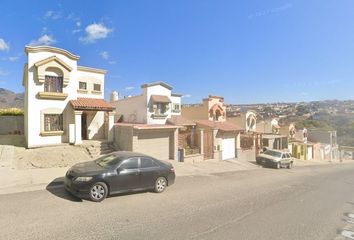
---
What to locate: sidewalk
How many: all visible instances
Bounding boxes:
[0,152,352,195]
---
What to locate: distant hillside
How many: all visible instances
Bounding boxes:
[0,88,24,109]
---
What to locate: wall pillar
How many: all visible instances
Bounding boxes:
[199,128,204,155]
[173,128,178,160]
[74,111,83,145]
[108,111,115,142]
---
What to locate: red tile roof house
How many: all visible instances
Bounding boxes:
[110,82,204,162]
[181,95,243,161]
[23,46,115,148]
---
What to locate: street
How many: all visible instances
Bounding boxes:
[1,164,354,240]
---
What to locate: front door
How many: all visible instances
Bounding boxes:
[111,158,141,193]
[203,130,214,160]
[81,113,87,140]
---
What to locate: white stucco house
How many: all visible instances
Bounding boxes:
[110,82,183,160]
[23,46,115,148]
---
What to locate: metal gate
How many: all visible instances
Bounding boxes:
[203,130,214,160]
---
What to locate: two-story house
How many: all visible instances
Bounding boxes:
[182,95,242,160]
[110,82,183,160]
[23,46,115,148]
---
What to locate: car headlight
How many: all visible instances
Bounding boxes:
[74,176,93,182]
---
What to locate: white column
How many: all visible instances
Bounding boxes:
[108,111,115,142]
[74,111,83,145]
[199,128,204,155]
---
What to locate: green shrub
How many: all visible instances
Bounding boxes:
[0,108,24,116]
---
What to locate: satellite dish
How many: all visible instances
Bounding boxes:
[246,111,257,132]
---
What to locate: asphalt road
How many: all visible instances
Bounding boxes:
[1,164,354,240]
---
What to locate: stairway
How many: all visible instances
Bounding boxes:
[82,140,116,159]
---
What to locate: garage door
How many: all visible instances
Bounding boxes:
[222,137,235,160]
[135,131,170,160]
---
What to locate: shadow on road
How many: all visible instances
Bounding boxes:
[46,177,82,202]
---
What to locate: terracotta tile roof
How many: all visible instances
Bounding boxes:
[167,116,196,126]
[115,122,179,130]
[195,120,243,132]
[70,98,115,111]
[151,95,171,103]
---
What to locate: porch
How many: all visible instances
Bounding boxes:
[69,98,115,145]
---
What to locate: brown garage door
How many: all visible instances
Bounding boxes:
[135,130,170,160]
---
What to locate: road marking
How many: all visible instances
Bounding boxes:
[341,230,354,239]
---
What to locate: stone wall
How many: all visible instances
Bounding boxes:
[0,116,24,135]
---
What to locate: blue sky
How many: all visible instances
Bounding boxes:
[0,0,354,104]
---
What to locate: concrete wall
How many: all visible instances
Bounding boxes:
[182,105,208,120]
[76,70,105,99]
[0,116,24,135]
[111,95,146,123]
[113,125,133,151]
[308,130,334,145]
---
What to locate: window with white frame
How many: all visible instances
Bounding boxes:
[172,103,180,113]
[44,76,63,93]
[44,114,63,132]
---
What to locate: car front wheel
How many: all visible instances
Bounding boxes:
[89,182,108,202]
[288,162,293,169]
[154,177,167,193]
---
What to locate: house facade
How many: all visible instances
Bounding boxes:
[182,95,242,160]
[110,82,182,160]
[23,46,115,148]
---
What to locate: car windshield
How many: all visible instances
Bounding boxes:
[95,154,123,169]
[263,150,282,158]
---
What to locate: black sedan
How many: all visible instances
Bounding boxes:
[65,151,176,202]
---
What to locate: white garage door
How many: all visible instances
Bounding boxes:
[222,137,235,160]
[136,131,170,160]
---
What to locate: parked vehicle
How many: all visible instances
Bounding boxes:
[65,151,175,202]
[256,149,294,169]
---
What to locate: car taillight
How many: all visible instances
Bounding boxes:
[170,167,175,173]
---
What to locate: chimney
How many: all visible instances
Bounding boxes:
[110,91,119,102]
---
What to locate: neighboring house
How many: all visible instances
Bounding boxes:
[23,46,115,148]
[182,95,242,160]
[308,130,339,161]
[110,82,182,160]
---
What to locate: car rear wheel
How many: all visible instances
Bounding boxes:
[276,162,281,169]
[154,177,167,193]
[89,182,108,202]
[288,162,293,169]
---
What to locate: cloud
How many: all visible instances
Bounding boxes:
[44,10,62,20]
[108,61,116,65]
[72,29,81,34]
[248,3,293,19]
[125,86,135,91]
[100,51,109,60]
[0,38,10,51]
[79,23,112,44]
[8,56,19,62]
[28,34,56,46]
[182,94,192,98]
[0,69,9,76]
[76,21,81,27]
